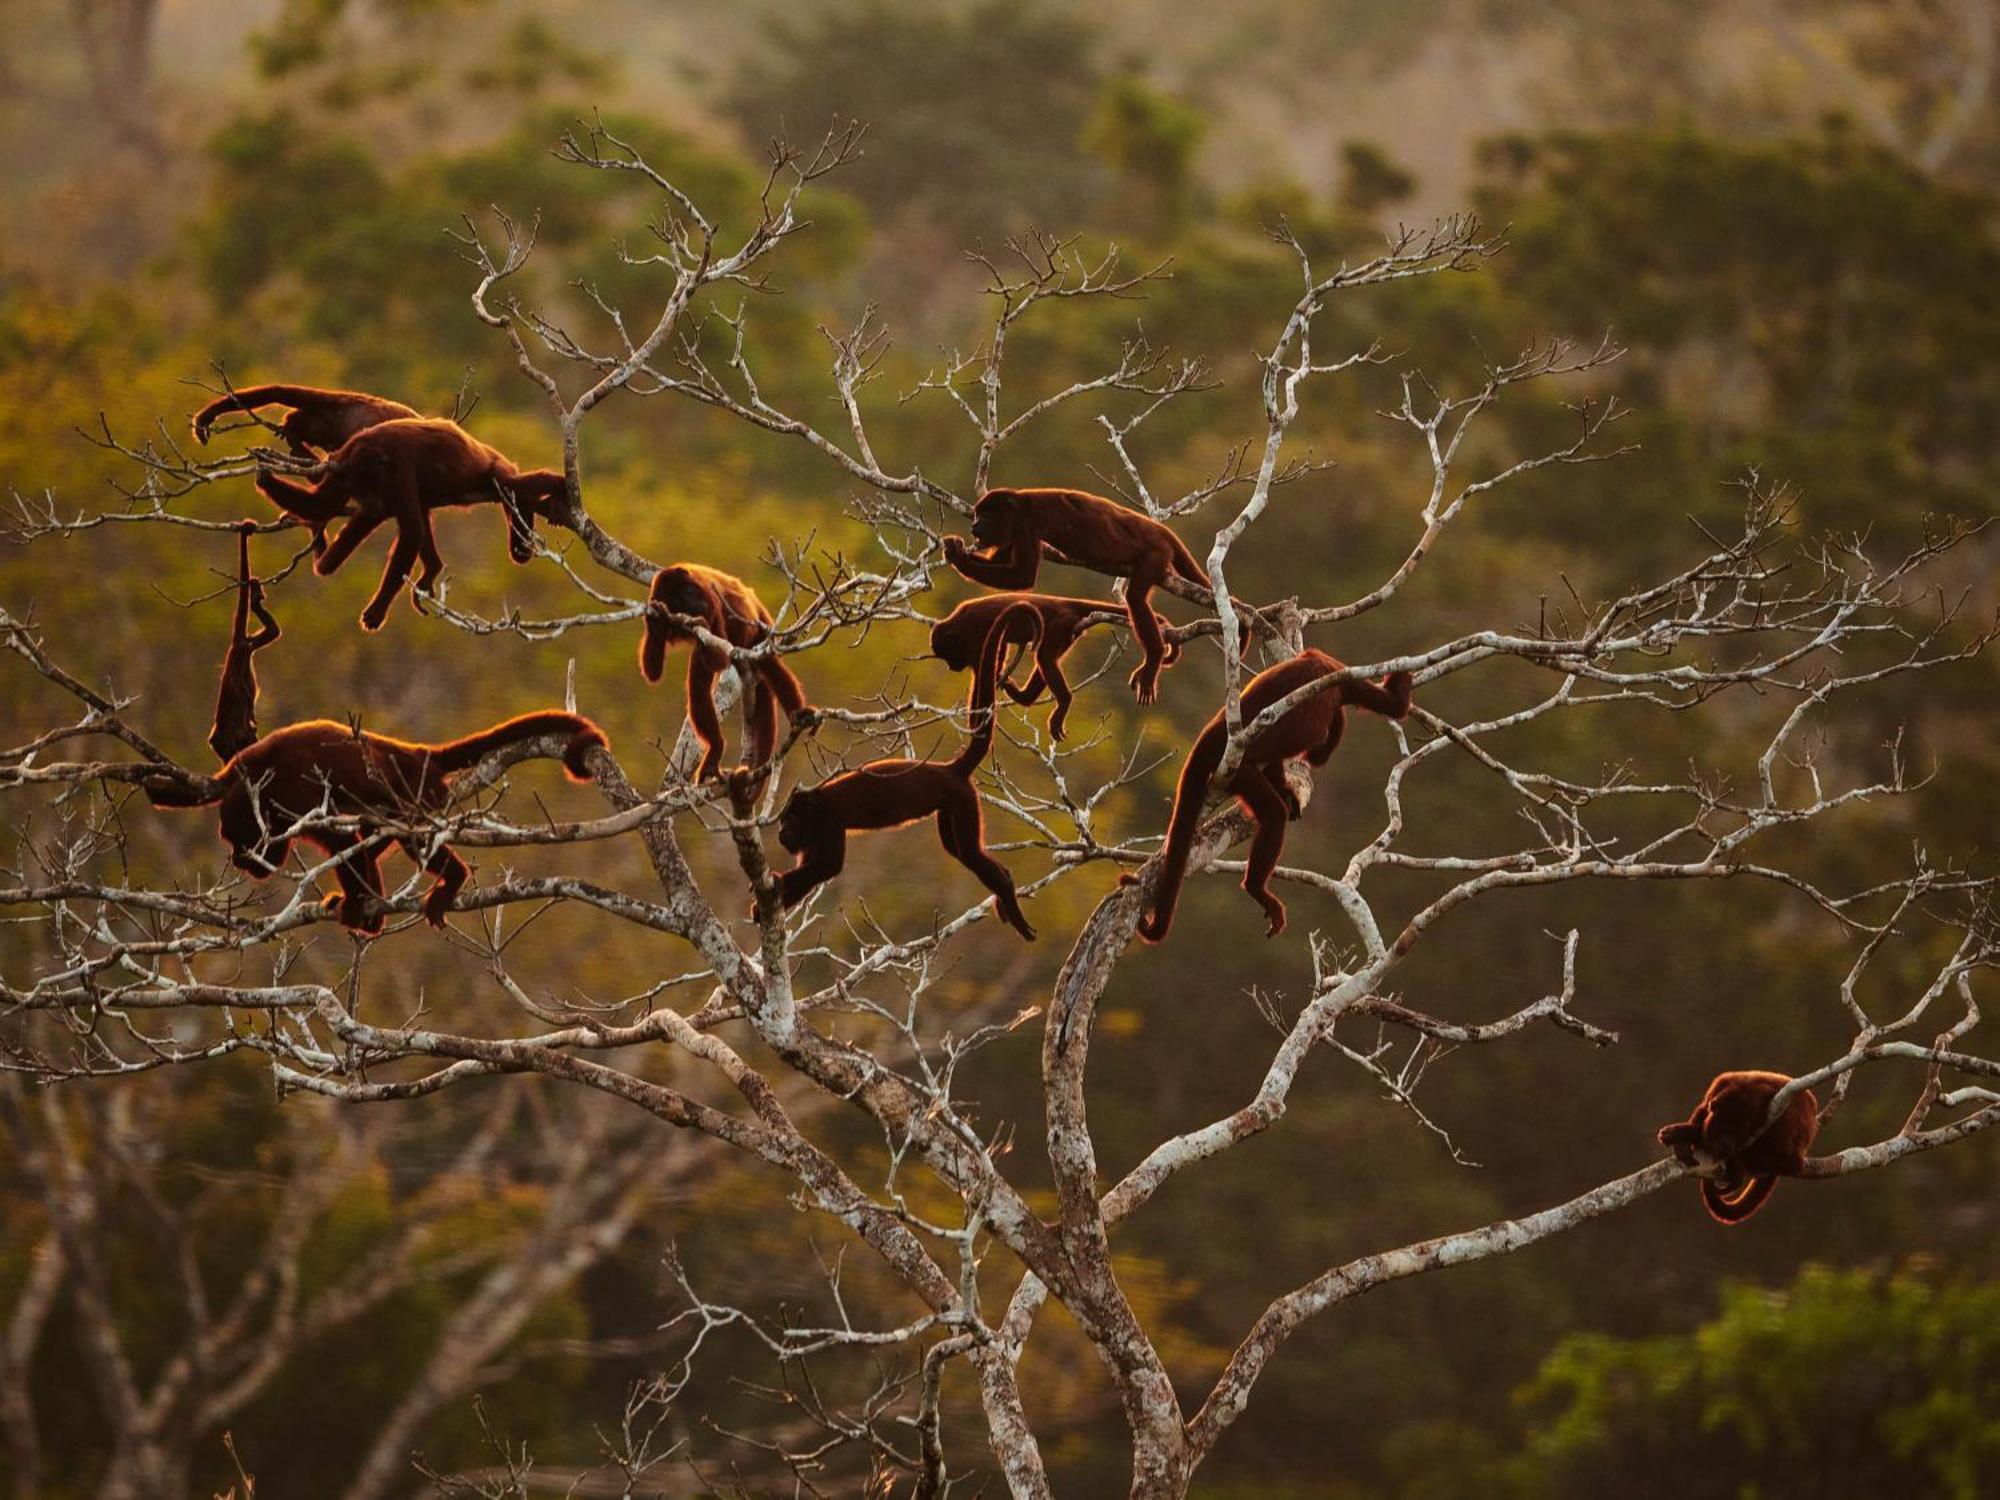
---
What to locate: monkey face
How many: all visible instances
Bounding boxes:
[776,793,822,854]
[929,621,972,672]
[969,492,1020,550]
[657,570,711,620]
[503,504,539,564]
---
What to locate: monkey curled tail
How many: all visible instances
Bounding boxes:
[1657,1070,1819,1225]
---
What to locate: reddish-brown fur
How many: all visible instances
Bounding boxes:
[144,712,607,933]
[252,418,567,631]
[191,382,419,456]
[942,487,1208,704]
[928,591,1183,742]
[207,521,282,764]
[640,564,811,780]
[1124,649,1413,942]
[1657,1070,1820,1225]
[773,603,1037,940]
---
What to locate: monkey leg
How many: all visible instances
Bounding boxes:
[1003,666,1045,706]
[358,516,422,631]
[408,839,470,928]
[745,679,780,771]
[314,511,386,577]
[685,658,727,781]
[409,511,447,607]
[317,833,387,934]
[760,656,809,721]
[256,470,350,528]
[1256,759,1303,821]
[1305,709,1347,768]
[776,828,846,910]
[938,797,1035,941]
[1123,578,1170,704]
[1235,773,1292,937]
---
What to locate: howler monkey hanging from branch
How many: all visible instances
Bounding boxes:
[252,418,567,631]
[143,711,609,934]
[1124,649,1413,942]
[207,521,282,764]
[941,487,1209,704]
[191,383,420,457]
[928,591,1182,742]
[1657,1071,1819,1225]
[639,564,811,781]
[772,603,1037,940]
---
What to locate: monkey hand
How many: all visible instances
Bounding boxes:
[1127,663,1159,705]
[941,535,972,564]
[420,887,454,929]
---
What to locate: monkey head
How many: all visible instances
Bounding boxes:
[968,489,1024,551]
[775,788,825,856]
[638,566,719,682]
[928,615,978,673]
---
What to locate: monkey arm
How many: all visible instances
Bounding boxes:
[685,658,727,781]
[777,827,846,907]
[1121,578,1171,703]
[945,537,1041,589]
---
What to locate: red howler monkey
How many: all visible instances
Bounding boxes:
[639,564,810,780]
[929,592,1183,742]
[1124,649,1413,942]
[143,711,608,934]
[207,521,282,764]
[1657,1071,1820,1225]
[191,383,419,456]
[772,603,1037,940]
[252,418,567,631]
[942,487,1208,704]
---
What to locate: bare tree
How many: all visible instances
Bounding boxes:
[3,121,1997,1498]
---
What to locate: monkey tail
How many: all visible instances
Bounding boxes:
[1134,723,1226,943]
[953,601,1040,776]
[141,766,228,808]
[1169,531,1211,588]
[191,384,330,442]
[430,712,609,783]
[1701,1175,1779,1225]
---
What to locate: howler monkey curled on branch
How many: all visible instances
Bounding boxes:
[928,592,1182,742]
[143,712,608,933]
[253,418,567,631]
[207,521,282,764]
[1124,649,1413,942]
[942,487,1209,704]
[191,383,419,456]
[639,564,811,780]
[772,603,1037,940]
[1657,1071,1819,1225]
